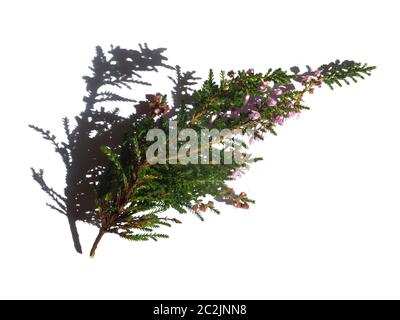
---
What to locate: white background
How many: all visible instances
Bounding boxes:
[0,0,399,299]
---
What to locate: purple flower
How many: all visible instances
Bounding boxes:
[227,70,235,77]
[263,80,274,88]
[286,102,294,109]
[263,80,272,87]
[246,68,254,75]
[267,97,278,107]
[249,111,261,120]
[259,85,268,93]
[301,75,310,85]
[288,112,300,119]
[272,115,285,125]
[273,88,283,96]
[254,97,263,108]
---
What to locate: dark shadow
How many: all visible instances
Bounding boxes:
[30,44,199,253]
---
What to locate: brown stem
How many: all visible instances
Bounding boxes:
[89,229,106,258]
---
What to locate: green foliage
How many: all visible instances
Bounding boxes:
[120,232,169,242]
[264,68,294,84]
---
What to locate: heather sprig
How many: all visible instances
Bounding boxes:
[30,44,375,257]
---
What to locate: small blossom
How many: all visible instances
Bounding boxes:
[249,110,260,120]
[287,102,294,109]
[246,68,254,75]
[288,112,300,119]
[267,97,278,107]
[301,75,310,85]
[241,203,250,209]
[314,80,322,88]
[239,192,247,197]
[272,115,285,125]
[148,93,169,117]
[273,88,283,96]
[263,80,272,87]
[258,85,268,93]
[227,70,235,77]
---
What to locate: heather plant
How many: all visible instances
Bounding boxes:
[30,44,375,257]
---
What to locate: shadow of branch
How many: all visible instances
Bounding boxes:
[29,43,199,253]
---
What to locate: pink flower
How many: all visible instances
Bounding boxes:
[249,111,261,120]
[259,85,268,93]
[263,80,272,87]
[314,69,322,77]
[301,75,310,85]
[288,112,300,119]
[272,115,285,125]
[267,97,278,107]
[273,88,283,96]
